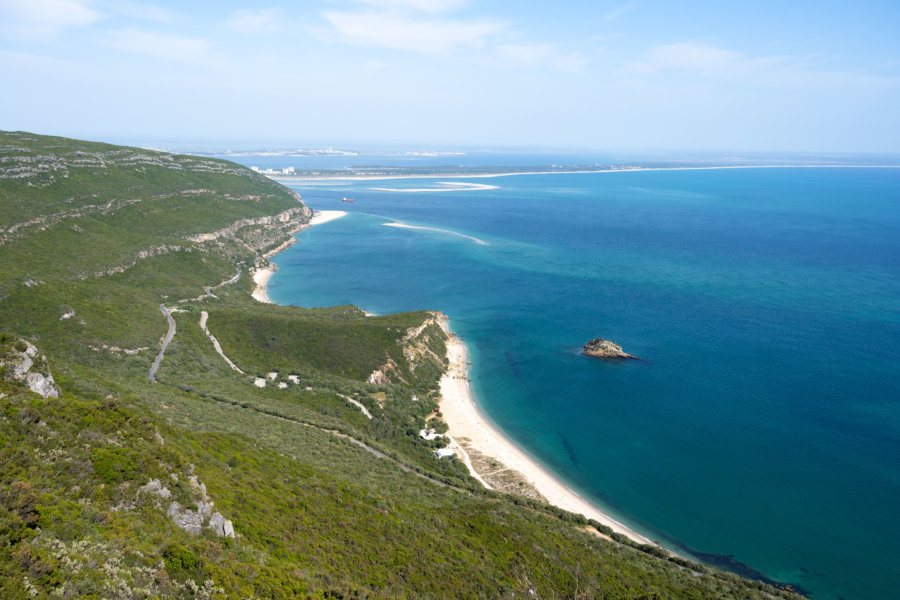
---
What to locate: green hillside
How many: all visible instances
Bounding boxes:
[0,131,806,599]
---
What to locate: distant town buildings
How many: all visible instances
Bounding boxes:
[250,166,295,176]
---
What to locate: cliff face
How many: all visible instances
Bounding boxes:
[583,337,637,359]
[367,311,447,385]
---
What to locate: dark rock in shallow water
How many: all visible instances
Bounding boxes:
[583,338,637,360]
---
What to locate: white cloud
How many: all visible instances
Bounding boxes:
[628,42,742,75]
[108,28,220,65]
[224,9,284,34]
[625,41,900,92]
[357,0,469,12]
[363,58,391,70]
[494,44,587,73]
[0,0,103,41]
[105,1,177,23]
[323,10,504,54]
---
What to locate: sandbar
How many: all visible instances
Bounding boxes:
[383,222,488,245]
[273,164,900,184]
[369,182,499,192]
[438,316,655,546]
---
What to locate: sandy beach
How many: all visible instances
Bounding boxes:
[254,207,653,545]
[251,268,275,303]
[252,210,346,304]
[437,317,655,546]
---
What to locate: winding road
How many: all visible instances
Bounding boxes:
[150,268,242,381]
[148,304,175,381]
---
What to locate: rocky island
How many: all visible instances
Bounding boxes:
[583,337,638,359]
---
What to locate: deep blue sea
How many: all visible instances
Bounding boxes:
[264,168,899,600]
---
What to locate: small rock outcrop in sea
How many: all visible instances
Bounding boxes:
[583,338,637,360]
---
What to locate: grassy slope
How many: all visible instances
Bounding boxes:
[0,131,806,599]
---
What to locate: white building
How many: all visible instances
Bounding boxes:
[253,378,266,388]
[420,429,443,441]
[434,448,455,459]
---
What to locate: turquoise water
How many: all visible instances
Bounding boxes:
[268,168,900,600]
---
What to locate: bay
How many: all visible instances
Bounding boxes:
[268,168,900,600]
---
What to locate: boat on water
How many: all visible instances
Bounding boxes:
[342,197,354,203]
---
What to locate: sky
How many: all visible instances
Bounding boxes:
[1,0,899,153]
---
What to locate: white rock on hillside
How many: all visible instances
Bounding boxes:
[0,339,60,398]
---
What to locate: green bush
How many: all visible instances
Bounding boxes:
[90,447,138,484]
[163,542,206,583]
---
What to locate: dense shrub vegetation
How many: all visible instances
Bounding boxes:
[0,131,807,599]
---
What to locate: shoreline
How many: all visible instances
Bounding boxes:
[273,163,900,183]
[251,210,347,304]
[256,205,657,547]
[437,316,656,547]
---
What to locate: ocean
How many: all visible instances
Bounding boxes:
[261,167,899,600]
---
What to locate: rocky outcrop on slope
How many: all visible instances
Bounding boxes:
[138,470,235,538]
[367,312,446,385]
[0,147,258,181]
[188,204,312,258]
[583,337,637,360]
[0,338,60,397]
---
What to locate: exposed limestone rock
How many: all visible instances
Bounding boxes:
[0,339,60,398]
[141,471,235,538]
[25,372,59,398]
[80,245,186,279]
[167,501,203,535]
[583,338,637,360]
[208,512,235,538]
[139,479,162,494]
[186,206,309,243]
[208,512,226,534]
[138,478,172,500]
[366,312,445,385]
[366,358,402,385]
